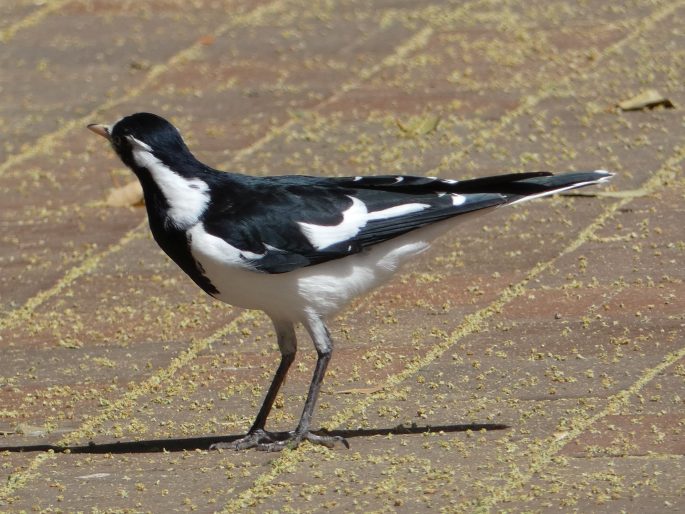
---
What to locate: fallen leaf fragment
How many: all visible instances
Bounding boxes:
[129,59,151,71]
[198,34,215,46]
[553,431,569,441]
[336,385,384,395]
[618,89,675,111]
[106,180,144,207]
[58,339,83,349]
[397,114,440,136]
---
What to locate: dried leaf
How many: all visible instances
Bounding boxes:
[397,114,440,136]
[129,59,151,71]
[618,89,675,111]
[336,385,384,395]
[106,180,144,207]
[198,34,215,46]
[58,339,83,349]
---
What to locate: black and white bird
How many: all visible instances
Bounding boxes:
[89,112,612,451]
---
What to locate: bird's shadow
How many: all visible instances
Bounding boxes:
[0,423,508,454]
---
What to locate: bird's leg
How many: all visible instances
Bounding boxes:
[257,314,348,452]
[210,319,296,451]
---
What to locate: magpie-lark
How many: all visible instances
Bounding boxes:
[89,112,612,451]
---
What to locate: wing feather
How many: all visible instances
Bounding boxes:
[199,170,610,273]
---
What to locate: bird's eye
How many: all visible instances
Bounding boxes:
[111,135,123,146]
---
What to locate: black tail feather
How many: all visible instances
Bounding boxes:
[334,170,612,196]
[455,170,612,195]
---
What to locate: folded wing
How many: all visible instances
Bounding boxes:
[200,170,611,273]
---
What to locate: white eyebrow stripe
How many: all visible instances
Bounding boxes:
[127,135,152,151]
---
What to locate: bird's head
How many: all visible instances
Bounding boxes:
[88,112,195,172]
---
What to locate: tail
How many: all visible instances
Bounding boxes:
[491,170,614,205]
[450,169,612,199]
[332,169,613,204]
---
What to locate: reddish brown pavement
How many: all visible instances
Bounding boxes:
[1,0,684,512]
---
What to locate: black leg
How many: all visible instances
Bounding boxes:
[249,351,295,432]
[210,319,296,451]
[294,345,330,433]
[256,313,348,451]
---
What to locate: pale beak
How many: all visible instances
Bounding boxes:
[87,123,111,140]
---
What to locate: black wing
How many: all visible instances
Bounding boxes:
[200,171,610,273]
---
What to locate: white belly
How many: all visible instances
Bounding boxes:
[188,210,488,321]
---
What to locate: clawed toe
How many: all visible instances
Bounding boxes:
[210,430,349,452]
[209,429,278,451]
[257,431,349,451]
[255,431,349,451]
[303,431,349,449]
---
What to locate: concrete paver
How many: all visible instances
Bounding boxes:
[1,0,684,512]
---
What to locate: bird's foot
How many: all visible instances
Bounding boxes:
[209,429,349,452]
[209,428,278,451]
[256,430,349,452]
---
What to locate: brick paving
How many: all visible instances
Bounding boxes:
[1,0,684,512]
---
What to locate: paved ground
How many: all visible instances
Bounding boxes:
[1,0,684,512]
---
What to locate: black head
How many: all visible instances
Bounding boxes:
[88,112,197,171]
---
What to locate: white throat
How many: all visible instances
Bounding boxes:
[131,142,209,229]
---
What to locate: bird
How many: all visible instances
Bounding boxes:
[88,112,612,451]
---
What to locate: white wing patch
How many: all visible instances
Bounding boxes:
[451,194,466,206]
[367,202,429,221]
[131,140,209,229]
[299,197,368,250]
[298,196,430,250]
[188,224,263,271]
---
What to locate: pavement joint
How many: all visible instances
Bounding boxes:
[472,345,685,511]
[463,142,685,510]
[217,140,684,513]
[0,0,292,179]
[218,26,435,168]
[0,2,455,499]
[341,0,678,321]
[0,0,73,43]
[2,0,683,510]
[0,310,259,504]
[1,5,439,331]
[0,219,148,333]
[1,0,365,335]
[216,4,685,505]
[433,0,683,176]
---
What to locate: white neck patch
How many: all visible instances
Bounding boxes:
[130,139,209,229]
